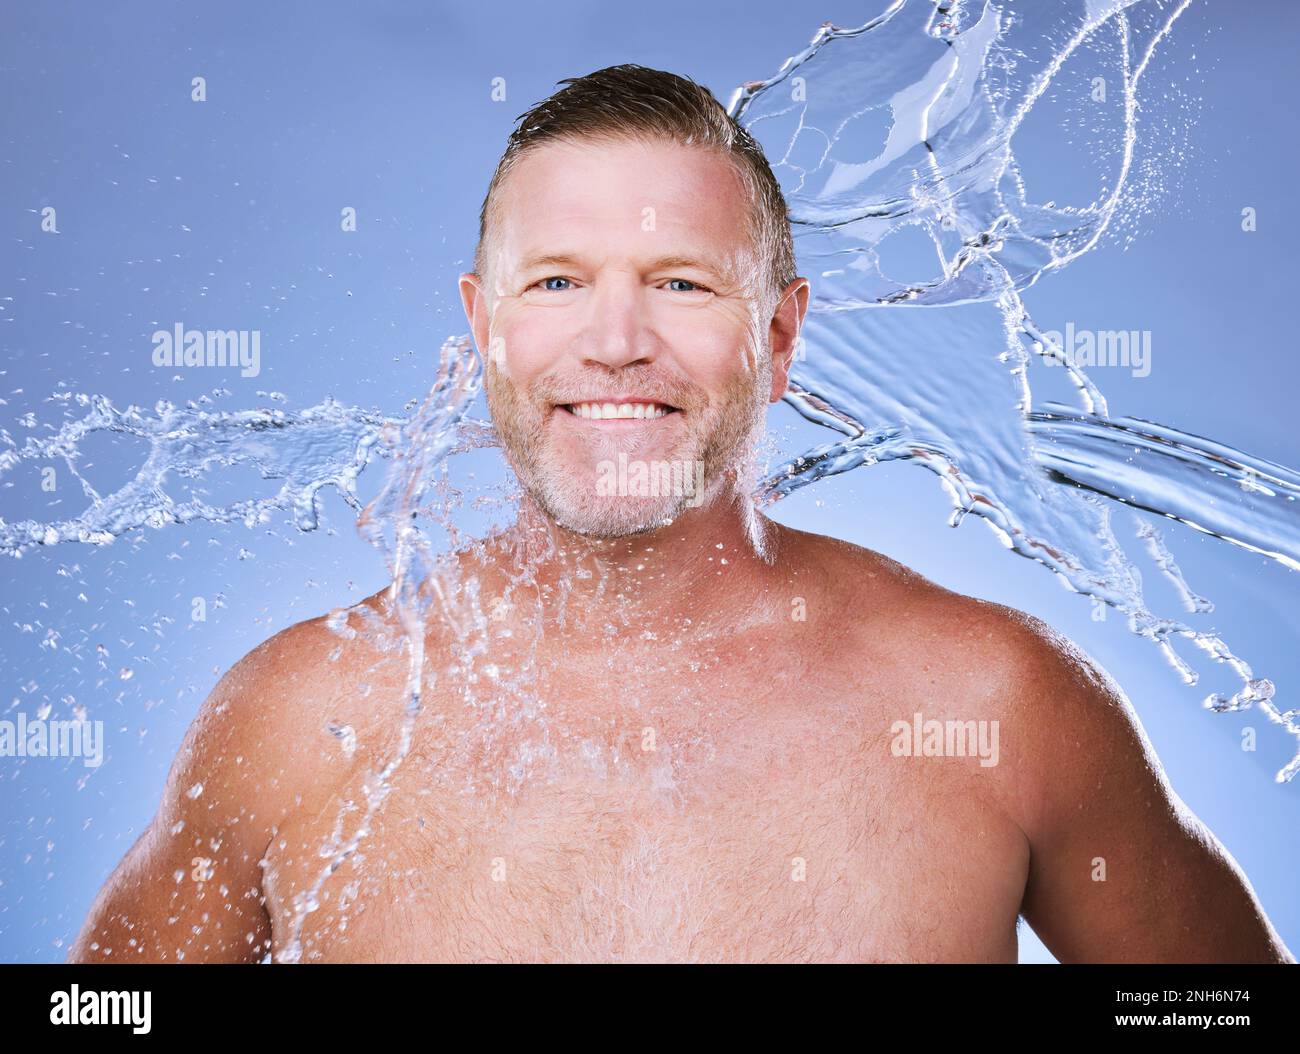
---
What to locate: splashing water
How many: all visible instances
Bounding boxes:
[739,0,1299,777]
[3,3,1298,957]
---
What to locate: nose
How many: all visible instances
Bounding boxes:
[579,269,655,370]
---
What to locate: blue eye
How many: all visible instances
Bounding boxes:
[529,276,709,293]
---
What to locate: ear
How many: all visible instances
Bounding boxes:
[767,277,810,403]
[458,271,492,366]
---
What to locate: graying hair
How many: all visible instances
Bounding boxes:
[473,63,797,306]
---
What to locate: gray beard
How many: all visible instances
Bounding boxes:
[484,359,771,539]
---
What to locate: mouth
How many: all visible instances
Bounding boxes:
[556,399,682,421]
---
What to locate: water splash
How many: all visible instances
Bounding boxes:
[0,389,393,553]
[3,0,1297,851]
[272,339,483,963]
[734,0,1300,780]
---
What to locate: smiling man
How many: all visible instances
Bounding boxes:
[467,106,790,544]
[70,65,1293,964]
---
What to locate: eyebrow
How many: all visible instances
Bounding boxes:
[517,251,734,283]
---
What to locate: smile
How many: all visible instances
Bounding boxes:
[560,400,680,421]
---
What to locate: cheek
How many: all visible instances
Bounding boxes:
[659,311,759,385]
[660,298,754,361]
[490,315,562,383]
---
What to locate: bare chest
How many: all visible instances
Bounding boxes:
[260,645,1028,963]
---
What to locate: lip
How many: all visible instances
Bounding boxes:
[552,397,683,424]
[558,395,681,408]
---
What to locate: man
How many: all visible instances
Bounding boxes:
[70,64,1292,964]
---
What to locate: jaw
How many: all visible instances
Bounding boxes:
[484,367,767,537]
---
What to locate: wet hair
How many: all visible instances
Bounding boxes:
[473,63,796,305]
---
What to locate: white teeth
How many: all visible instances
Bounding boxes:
[568,401,671,420]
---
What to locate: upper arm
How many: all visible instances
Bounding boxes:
[1006,617,1294,964]
[68,625,322,963]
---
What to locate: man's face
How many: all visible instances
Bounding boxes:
[460,136,794,539]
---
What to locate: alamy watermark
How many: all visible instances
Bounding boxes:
[890,711,1000,767]
[1,711,104,768]
[1039,321,1151,378]
[50,985,150,1033]
[596,454,706,507]
[151,323,261,378]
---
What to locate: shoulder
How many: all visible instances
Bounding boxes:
[779,521,1068,671]
[902,578,1167,843]
[778,524,1163,827]
[198,592,387,746]
[786,522,1119,687]
[165,589,408,842]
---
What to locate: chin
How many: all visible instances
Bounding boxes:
[546,495,689,540]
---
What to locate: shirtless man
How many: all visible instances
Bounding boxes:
[70,64,1292,964]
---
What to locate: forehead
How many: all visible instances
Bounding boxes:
[491,136,757,274]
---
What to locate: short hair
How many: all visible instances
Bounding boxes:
[473,63,797,307]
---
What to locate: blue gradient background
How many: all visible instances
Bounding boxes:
[1,0,1294,963]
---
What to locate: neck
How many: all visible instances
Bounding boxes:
[476,479,785,648]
